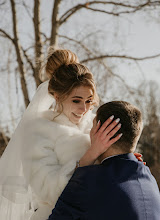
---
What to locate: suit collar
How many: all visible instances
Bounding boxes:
[101,153,137,166]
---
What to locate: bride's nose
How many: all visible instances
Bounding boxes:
[79,102,86,112]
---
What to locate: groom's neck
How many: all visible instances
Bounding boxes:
[98,147,129,163]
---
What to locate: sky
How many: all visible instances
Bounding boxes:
[0,0,160,134]
[56,1,160,88]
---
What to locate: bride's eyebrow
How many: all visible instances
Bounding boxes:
[72,95,93,99]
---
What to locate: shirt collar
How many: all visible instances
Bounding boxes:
[101,153,137,165]
[101,155,118,164]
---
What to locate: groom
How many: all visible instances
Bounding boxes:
[48,101,160,220]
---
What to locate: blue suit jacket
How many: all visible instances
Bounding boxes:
[49,153,160,220]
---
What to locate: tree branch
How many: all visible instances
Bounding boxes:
[10,0,30,107]
[59,1,160,24]
[81,53,160,63]
[0,29,14,43]
[83,6,148,16]
[82,1,160,9]
[0,126,9,146]
[59,34,135,94]
[0,1,6,6]
[33,0,42,86]
[83,7,120,16]
[21,48,35,75]
[60,4,84,24]
[50,0,62,46]
[59,34,92,55]
[22,0,33,20]
[40,32,49,44]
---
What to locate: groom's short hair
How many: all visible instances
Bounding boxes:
[96,101,143,152]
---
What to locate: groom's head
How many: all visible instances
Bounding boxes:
[96,101,143,153]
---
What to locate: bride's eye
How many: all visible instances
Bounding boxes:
[86,100,92,104]
[72,100,80,103]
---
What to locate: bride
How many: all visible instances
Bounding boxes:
[0,48,121,220]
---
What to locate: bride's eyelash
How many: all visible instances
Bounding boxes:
[72,100,80,103]
[86,100,92,103]
[72,100,92,104]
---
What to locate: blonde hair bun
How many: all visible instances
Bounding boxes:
[46,47,79,79]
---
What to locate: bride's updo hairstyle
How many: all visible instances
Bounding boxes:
[45,47,99,110]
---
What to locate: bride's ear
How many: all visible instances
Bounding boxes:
[54,93,59,102]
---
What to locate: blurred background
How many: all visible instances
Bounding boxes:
[0,0,160,187]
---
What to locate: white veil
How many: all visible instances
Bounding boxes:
[0,80,55,220]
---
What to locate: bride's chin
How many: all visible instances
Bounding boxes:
[71,117,82,125]
[74,119,81,125]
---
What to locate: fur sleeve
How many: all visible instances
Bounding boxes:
[22,119,90,208]
[22,136,59,206]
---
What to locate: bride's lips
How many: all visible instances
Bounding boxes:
[72,112,84,119]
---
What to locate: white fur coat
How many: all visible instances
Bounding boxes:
[22,110,95,220]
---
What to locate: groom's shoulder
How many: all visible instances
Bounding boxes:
[71,164,103,183]
[75,164,101,174]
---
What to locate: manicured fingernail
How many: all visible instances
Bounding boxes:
[97,120,100,124]
[118,123,121,128]
[115,118,120,123]
[110,115,114,120]
[119,133,123,137]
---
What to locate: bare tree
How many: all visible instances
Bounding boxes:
[1,0,160,108]
[50,0,62,46]
[0,0,30,107]
[33,0,43,87]
[138,81,160,186]
[0,126,10,157]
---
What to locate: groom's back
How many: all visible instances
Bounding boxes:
[87,154,160,220]
[49,153,160,220]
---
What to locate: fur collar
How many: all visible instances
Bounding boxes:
[41,109,95,133]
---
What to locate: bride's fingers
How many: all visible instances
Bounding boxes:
[107,133,123,145]
[134,152,142,157]
[137,157,146,165]
[134,153,146,165]
[93,120,101,135]
[137,157,143,162]
[100,118,121,140]
[103,123,121,142]
[97,115,114,135]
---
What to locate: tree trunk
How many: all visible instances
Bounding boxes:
[10,0,30,107]
[50,0,61,47]
[34,0,42,87]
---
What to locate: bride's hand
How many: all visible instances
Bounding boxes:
[90,116,122,158]
[78,116,122,167]
[134,152,146,165]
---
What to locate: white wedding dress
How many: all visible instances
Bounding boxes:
[0,81,94,220]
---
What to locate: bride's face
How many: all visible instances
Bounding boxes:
[61,86,93,124]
